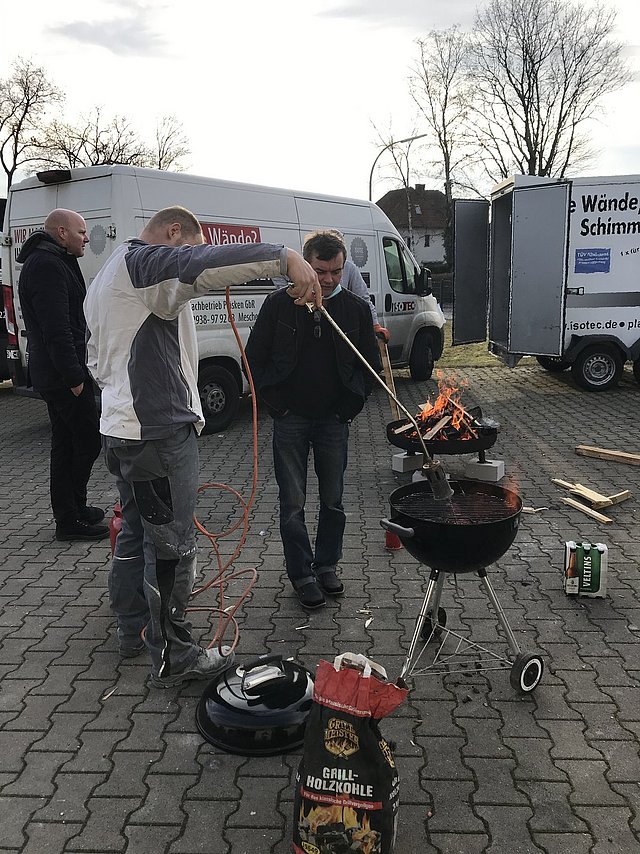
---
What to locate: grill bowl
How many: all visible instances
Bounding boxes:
[386,418,498,455]
[388,479,521,573]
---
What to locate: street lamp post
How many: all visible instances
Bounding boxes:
[368,133,429,201]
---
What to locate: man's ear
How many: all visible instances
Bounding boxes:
[168,222,182,243]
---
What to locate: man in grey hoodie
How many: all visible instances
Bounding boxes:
[85,205,319,688]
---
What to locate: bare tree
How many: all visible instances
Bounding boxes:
[0,57,62,189]
[410,27,474,211]
[371,124,429,249]
[467,0,630,181]
[410,27,478,264]
[37,107,152,168]
[151,115,190,171]
[36,109,191,173]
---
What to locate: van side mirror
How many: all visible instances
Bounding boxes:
[415,264,432,296]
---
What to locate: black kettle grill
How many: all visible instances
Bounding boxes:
[381,479,544,694]
[196,654,314,755]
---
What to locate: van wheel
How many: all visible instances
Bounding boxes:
[198,365,240,433]
[409,331,435,381]
[570,344,623,391]
[536,355,570,373]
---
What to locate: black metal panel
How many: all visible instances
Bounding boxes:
[452,199,490,344]
[509,183,569,355]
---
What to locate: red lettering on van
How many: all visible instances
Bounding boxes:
[200,223,262,245]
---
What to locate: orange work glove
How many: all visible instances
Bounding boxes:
[374,323,390,343]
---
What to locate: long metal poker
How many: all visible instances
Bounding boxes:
[307,304,453,500]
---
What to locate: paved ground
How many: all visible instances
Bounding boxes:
[1,362,639,854]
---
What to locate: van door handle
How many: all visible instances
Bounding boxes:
[385,294,392,312]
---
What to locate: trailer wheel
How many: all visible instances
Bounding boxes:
[536,355,570,373]
[633,359,640,384]
[198,365,240,434]
[409,331,435,381]
[570,344,623,391]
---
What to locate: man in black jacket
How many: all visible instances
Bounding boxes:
[18,209,108,541]
[245,231,381,609]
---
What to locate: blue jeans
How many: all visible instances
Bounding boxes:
[105,426,201,678]
[272,414,349,585]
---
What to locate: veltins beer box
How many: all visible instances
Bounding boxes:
[563,542,608,598]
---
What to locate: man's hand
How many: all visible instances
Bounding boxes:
[71,383,84,397]
[285,249,321,307]
[374,324,390,344]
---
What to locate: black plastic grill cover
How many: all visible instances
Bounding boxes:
[196,654,314,756]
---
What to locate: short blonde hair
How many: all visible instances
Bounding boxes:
[146,206,202,238]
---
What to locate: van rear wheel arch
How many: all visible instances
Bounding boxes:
[197,360,241,433]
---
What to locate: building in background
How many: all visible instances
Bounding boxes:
[376,185,447,267]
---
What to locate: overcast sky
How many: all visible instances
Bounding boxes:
[2,0,639,201]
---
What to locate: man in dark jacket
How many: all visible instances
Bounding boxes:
[245,231,381,609]
[18,209,107,541]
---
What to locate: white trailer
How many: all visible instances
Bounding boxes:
[1,165,445,430]
[453,173,640,390]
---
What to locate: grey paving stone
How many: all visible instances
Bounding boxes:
[21,822,84,854]
[0,796,52,848]
[2,368,640,852]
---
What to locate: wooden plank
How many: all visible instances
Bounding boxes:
[378,339,399,421]
[552,478,578,490]
[569,483,613,509]
[607,489,632,505]
[576,445,640,466]
[560,496,613,523]
[423,415,451,441]
[392,421,415,435]
[552,477,612,508]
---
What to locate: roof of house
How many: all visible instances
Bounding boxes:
[376,185,447,229]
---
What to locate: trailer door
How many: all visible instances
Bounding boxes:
[452,199,489,344]
[507,182,570,356]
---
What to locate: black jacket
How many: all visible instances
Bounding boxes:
[245,287,382,422]
[17,231,88,393]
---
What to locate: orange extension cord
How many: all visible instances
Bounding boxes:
[186,287,261,658]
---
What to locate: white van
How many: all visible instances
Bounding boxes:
[1,165,445,430]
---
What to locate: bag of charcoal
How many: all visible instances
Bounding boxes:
[292,652,408,854]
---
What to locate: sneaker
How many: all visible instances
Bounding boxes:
[150,646,235,688]
[55,519,110,541]
[316,568,345,596]
[78,505,106,524]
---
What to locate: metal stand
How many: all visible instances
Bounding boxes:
[400,566,544,693]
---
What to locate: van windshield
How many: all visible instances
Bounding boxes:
[383,237,417,295]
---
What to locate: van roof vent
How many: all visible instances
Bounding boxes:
[36,169,72,185]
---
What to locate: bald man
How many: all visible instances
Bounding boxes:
[17,209,108,542]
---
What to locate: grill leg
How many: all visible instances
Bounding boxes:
[430,572,446,620]
[401,567,441,680]
[477,568,521,657]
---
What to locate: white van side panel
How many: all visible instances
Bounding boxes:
[4,166,446,414]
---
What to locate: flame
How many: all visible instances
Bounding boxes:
[416,371,477,437]
[501,474,521,511]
